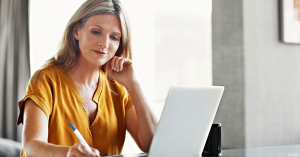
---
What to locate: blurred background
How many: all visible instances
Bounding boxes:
[1,0,300,156]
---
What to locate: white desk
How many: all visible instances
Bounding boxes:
[103,144,300,157]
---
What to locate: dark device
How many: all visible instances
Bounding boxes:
[202,123,222,156]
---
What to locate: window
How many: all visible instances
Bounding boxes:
[121,0,212,154]
[29,0,84,75]
[30,0,212,154]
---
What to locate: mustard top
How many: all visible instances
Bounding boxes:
[17,65,133,156]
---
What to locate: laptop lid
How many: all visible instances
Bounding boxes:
[148,85,224,157]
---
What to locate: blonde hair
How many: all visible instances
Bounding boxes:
[44,0,132,72]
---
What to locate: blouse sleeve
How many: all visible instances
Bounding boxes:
[125,93,134,113]
[17,69,54,125]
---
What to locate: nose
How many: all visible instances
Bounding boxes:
[98,36,109,49]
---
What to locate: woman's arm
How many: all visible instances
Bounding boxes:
[22,99,100,157]
[106,57,158,152]
[125,82,157,152]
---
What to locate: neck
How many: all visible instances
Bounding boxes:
[70,54,100,87]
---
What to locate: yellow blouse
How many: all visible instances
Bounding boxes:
[17,65,133,156]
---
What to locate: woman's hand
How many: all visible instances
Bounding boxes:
[67,143,100,157]
[105,56,137,88]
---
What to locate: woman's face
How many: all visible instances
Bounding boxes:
[74,14,121,67]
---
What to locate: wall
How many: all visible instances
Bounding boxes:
[244,0,300,147]
[213,0,300,149]
[212,0,245,149]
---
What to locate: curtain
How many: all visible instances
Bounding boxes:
[0,0,30,142]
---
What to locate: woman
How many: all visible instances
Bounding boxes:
[17,0,157,156]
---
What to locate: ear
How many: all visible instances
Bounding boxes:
[74,25,80,40]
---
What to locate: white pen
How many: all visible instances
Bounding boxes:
[69,122,93,152]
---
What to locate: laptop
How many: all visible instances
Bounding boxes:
[141,85,224,157]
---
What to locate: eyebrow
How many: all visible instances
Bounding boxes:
[93,25,121,35]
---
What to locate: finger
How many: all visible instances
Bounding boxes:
[69,149,84,157]
[92,148,101,157]
[105,63,114,79]
[72,149,85,157]
[77,143,94,156]
[68,143,86,157]
[113,56,121,72]
[118,58,125,71]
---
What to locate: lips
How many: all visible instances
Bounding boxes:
[93,50,106,55]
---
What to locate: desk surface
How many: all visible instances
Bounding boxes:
[103,144,300,157]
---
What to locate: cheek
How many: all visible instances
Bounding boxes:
[80,34,96,52]
[110,42,120,55]
[78,36,87,53]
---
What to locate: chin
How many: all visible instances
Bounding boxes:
[96,60,108,67]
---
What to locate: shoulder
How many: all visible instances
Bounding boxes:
[30,65,63,87]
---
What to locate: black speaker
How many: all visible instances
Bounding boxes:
[202,123,221,156]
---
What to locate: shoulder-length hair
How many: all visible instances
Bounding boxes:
[44,0,132,72]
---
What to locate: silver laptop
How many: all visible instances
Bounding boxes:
[143,85,224,157]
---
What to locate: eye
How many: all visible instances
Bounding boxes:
[92,30,100,35]
[110,36,119,41]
